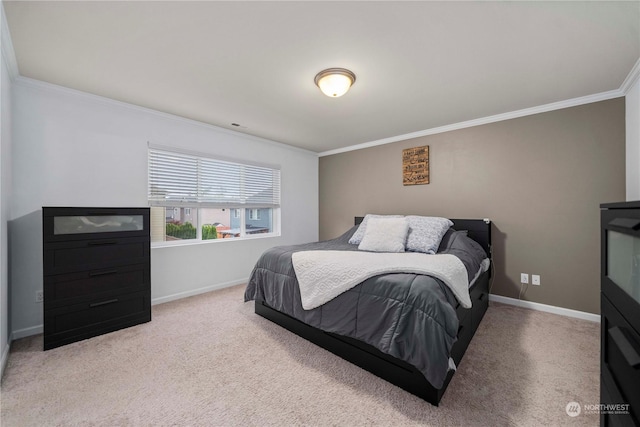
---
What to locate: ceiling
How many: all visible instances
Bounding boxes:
[3,1,640,153]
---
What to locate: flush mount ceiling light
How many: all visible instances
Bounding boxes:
[314,68,356,98]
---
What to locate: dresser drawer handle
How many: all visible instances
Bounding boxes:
[90,299,119,308]
[609,326,640,369]
[89,270,118,277]
[87,241,117,246]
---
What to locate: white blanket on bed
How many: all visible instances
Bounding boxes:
[292,251,471,310]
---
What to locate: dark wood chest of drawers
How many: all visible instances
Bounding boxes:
[43,207,151,350]
[600,202,640,426]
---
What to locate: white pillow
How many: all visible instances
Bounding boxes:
[358,217,409,253]
[405,216,453,254]
[349,214,404,245]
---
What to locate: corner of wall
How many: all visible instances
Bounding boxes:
[1,3,19,80]
[626,73,640,201]
[0,0,16,379]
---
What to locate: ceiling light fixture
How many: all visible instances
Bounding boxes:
[314,68,356,98]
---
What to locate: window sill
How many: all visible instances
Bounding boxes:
[151,232,281,249]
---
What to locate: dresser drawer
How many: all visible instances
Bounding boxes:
[602,372,638,427]
[45,263,149,307]
[44,290,151,350]
[43,207,150,242]
[471,288,489,333]
[602,296,640,424]
[44,236,149,274]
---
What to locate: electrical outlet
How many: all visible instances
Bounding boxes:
[520,273,529,284]
[532,275,541,286]
[36,290,44,303]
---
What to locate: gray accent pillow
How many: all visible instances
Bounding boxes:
[349,214,404,245]
[405,216,454,254]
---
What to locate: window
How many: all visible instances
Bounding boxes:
[249,209,260,221]
[148,146,280,244]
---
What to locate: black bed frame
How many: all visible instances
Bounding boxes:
[254,218,492,406]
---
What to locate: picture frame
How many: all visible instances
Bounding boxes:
[402,145,429,185]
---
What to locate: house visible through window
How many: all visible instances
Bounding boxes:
[148,146,281,244]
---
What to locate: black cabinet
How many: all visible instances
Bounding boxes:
[601,202,640,426]
[43,207,151,350]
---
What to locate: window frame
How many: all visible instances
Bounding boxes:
[148,145,281,247]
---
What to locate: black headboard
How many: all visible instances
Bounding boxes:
[354,216,492,257]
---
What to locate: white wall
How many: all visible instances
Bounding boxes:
[627,76,640,201]
[10,78,318,337]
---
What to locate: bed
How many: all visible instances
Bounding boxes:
[244,216,492,406]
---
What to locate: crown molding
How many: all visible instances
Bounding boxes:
[13,76,318,157]
[621,57,640,95]
[319,89,624,157]
[0,3,19,80]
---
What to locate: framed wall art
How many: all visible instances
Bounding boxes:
[402,145,429,186]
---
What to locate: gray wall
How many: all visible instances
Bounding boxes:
[319,99,625,315]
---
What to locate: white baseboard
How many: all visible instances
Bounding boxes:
[12,325,43,340]
[489,294,600,323]
[151,278,248,306]
[1,339,11,381]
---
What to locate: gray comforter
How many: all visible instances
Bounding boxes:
[244,226,482,389]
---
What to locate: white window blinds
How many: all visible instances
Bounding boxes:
[148,147,281,208]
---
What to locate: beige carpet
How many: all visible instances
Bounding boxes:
[1,284,600,426]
